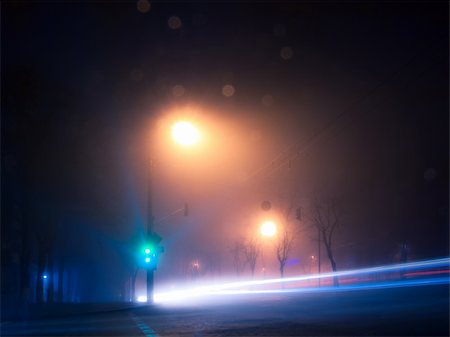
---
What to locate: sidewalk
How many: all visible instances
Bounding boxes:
[1,301,144,322]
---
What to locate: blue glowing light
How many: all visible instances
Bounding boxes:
[42,275,48,279]
[145,257,151,263]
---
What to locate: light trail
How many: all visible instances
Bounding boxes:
[203,277,449,296]
[153,257,449,303]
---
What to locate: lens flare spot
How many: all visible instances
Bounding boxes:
[222,84,235,97]
[262,95,274,106]
[168,16,182,30]
[136,0,151,13]
[280,46,294,60]
[172,84,186,97]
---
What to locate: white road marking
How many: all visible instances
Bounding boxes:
[130,313,159,337]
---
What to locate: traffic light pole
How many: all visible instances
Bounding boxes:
[318,227,321,287]
[147,159,154,304]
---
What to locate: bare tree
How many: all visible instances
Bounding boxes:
[204,253,223,278]
[309,196,342,286]
[243,238,260,278]
[276,193,297,278]
[276,228,295,278]
[130,266,139,301]
[229,238,247,276]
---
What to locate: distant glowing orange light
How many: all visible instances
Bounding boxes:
[260,221,277,237]
[171,121,201,147]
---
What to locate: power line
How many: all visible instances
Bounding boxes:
[245,40,441,183]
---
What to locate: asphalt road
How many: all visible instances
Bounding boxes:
[2,283,448,336]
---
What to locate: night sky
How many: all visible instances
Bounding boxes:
[2,2,448,301]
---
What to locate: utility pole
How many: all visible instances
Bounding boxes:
[318,227,321,287]
[147,159,154,304]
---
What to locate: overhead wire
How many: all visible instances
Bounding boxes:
[243,39,442,183]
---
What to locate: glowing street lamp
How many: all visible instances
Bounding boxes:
[144,119,200,304]
[260,220,277,237]
[171,121,201,147]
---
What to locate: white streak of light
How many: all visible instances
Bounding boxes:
[154,257,449,303]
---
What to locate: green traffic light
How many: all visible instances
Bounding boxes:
[145,257,151,263]
[144,248,150,254]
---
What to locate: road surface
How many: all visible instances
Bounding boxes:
[2,283,448,336]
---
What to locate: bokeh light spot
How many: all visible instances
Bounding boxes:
[172,84,185,97]
[168,16,182,30]
[280,46,294,60]
[261,200,271,211]
[136,0,151,13]
[222,84,235,97]
[262,94,274,106]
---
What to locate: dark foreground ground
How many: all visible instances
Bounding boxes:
[1,283,448,336]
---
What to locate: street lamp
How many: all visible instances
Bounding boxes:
[145,120,201,303]
[171,121,201,147]
[260,220,277,238]
[258,220,277,278]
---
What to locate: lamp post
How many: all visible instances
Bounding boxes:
[146,158,155,303]
[258,220,277,278]
[145,120,201,304]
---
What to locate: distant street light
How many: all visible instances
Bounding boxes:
[260,220,277,237]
